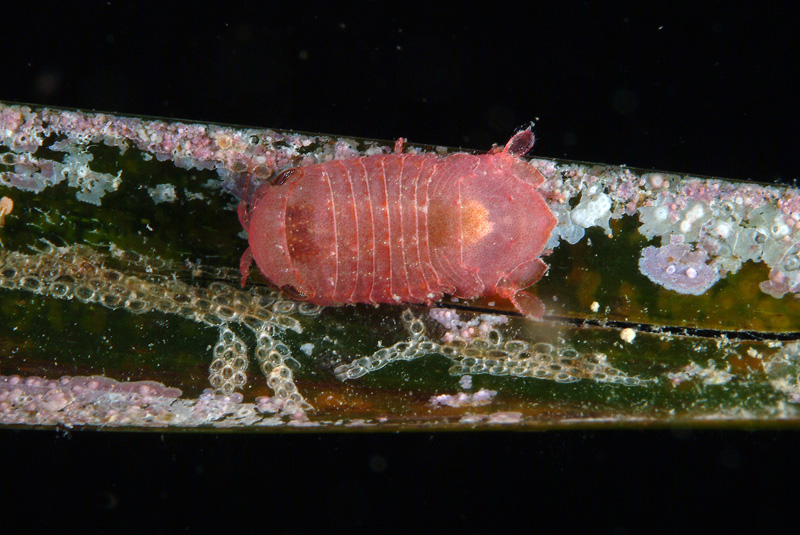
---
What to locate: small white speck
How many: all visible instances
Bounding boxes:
[620,328,636,343]
[590,301,600,312]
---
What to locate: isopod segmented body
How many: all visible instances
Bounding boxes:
[238,129,556,318]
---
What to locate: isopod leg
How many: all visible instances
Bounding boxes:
[239,247,254,287]
[496,267,546,319]
[237,200,250,230]
[508,289,545,319]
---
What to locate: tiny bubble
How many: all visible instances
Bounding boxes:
[369,454,387,473]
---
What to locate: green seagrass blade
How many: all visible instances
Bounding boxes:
[2,101,798,430]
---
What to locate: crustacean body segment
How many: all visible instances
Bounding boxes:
[238,129,556,318]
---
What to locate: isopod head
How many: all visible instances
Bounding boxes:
[452,136,556,317]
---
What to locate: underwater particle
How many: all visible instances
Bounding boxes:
[369,454,388,473]
[0,196,11,245]
[185,191,206,201]
[0,196,12,226]
[487,411,523,424]
[60,150,123,205]
[459,375,473,389]
[638,236,721,295]
[300,343,314,356]
[148,183,177,204]
[620,328,636,344]
[667,361,734,386]
[763,342,800,402]
[590,301,600,312]
[429,307,508,342]
[430,388,497,408]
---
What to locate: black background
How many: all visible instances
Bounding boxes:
[1,2,800,532]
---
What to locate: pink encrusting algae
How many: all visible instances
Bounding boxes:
[0,373,317,427]
[0,103,385,204]
[638,235,720,295]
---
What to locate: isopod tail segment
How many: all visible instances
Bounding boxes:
[238,166,305,289]
[238,163,316,299]
[238,128,557,320]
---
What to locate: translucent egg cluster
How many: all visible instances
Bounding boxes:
[446,341,641,385]
[253,325,311,414]
[0,242,321,411]
[335,310,642,386]
[334,310,432,380]
[209,327,249,395]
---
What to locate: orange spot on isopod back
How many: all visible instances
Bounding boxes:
[460,199,493,246]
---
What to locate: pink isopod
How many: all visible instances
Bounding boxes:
[238,129,557,318]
